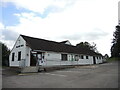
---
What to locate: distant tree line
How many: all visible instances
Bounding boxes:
[111,25,120,58]
[76,42,99,53]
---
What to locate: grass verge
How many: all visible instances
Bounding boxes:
[107,57,120,62]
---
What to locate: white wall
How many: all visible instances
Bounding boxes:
[78,56,93,65]
[65,41,71,45]
[9,36,30,67]
[95,57,103,64]
[25,46,31,66]
[44,52,61,66]
[45,52,61,61]
[42,52,100,66]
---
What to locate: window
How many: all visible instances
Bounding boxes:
[75,55,79,61]
[99,57,101,59]
[71,55,74,61]
[12,53,15,61]
[81,55,84,59]
[18,51,21,61]
[97,57,98,59]
[86,56,89,59]
[61,54,67,61]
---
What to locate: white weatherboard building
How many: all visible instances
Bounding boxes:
[9,35,104,72]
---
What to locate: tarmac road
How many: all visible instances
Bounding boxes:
[2,61,119,88]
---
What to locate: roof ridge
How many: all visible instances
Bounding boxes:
[20,34,76,47]
[21,34,60,43]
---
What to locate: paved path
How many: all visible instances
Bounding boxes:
[2,61,119,88]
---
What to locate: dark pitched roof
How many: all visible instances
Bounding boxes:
[21,34,102,56]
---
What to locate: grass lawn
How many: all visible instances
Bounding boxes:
[0,65,2,68]
[107,57,120,62]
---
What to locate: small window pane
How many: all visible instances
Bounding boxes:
[81,55,84,59]
[86,56,89,59]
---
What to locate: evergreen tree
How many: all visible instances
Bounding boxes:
[111,25,120,57]
[0,42,10,66]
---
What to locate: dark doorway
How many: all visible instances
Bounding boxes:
[61,54,67,61]
[30,52,43,66]
[93,56,96,64]
[30,53,37,66]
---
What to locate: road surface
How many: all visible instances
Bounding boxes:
[2,61,119,88]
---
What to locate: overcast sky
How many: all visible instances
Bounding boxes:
[0,0,119,56]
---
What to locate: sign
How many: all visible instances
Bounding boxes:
[16,45,24,48]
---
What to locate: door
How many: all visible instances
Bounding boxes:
[30,53,37,66]
[93,56,96,64]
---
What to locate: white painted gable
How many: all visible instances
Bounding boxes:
[9,35,27,66]
[65,40,71,45]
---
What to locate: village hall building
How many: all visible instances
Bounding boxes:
[9,35,104,72]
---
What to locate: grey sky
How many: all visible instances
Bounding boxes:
[0,0,119,56]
